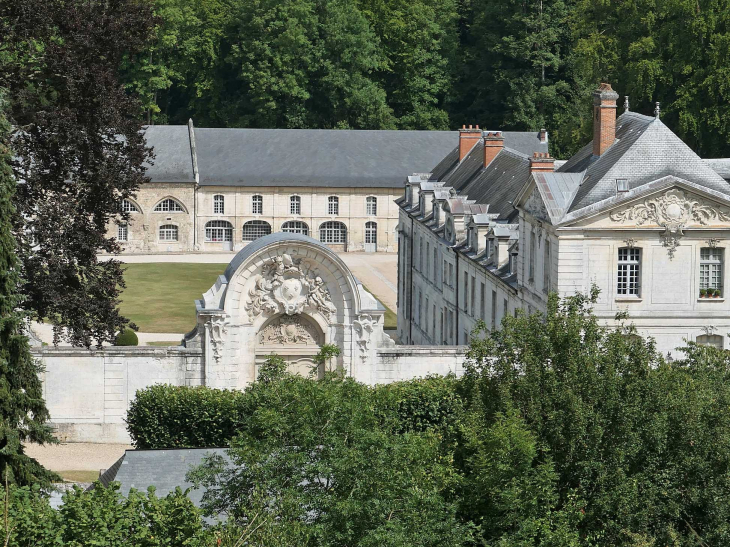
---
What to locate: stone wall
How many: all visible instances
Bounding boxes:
[34,344,466,444]
[36,346,203,444]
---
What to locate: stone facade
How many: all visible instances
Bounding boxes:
[398,84,730,357]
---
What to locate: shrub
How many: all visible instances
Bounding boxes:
[114,328,138,346]
[126,384,243,449]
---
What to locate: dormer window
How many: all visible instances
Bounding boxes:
[509,254,516,275]
[617,178,629,192]
[487,237,494,258]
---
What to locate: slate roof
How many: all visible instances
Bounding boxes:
[142,125,196,183]
[560,112,730,212]
[95,448,230,508]
[532,172,583,222]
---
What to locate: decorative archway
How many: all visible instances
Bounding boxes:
[256,314,324,378]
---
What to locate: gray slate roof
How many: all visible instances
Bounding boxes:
[532,172,583,222]
[98,448,229,508]
[142,125,196,183]
[560,112,730,212]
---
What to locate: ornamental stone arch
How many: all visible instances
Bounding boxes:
[184,233,393,389]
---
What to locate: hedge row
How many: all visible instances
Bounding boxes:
[127,375,462,449]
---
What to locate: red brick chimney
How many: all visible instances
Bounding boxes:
[592,83,619,156]
[459,125,481,161]
[483,131,504,168]
[530,152,555,173]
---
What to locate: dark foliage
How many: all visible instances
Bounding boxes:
[114,328,139,346]
[0,0,156,347]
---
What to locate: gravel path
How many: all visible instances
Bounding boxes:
[26,442,132,473]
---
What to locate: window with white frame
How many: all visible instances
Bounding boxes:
[290,196,301,215]
[117,224,128,242]
[159,224,178,241]
[282,220,309,235]
[205,220,233,242]
[242,220,271,241]
[121,199,138,213]
[543,239,551,293]
[365,221,377,245]
[617,247,641,296]
[153,198,184,212]
[319,221,346,244]
[528,229,536,281]
[328,196,339,215]
[366,196,377,215]
[697,334,724,349]
[213,194,225,215]
[700,247,723,297]
[252,195,263,214]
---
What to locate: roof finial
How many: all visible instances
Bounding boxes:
[624,96,630,112]
[654,101,661,119]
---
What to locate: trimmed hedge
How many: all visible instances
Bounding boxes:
[127,375,462,449]
[114,328,138,346]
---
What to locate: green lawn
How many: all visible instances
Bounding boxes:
[120,263,397,333]
[120,263,226,333]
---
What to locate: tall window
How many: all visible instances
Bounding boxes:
[328,196,339,215]
[213,194,225,214]
[282,221,309,235]
[434,248,438,284]
[205,220,233,242]
[491,290,497,330]
[528,229,536,281]
[242,220,271,241]
[426,242,430,279]
[480,282,486,319]
[700,247,723,297]
[159,224,178,241]
[117,224,128,242]
[121,199,138,213]
[154,198,184,212]
[366,196,377,216]
[543,240,551,293]
[463,272,469,311]
[471,276,476,316]
[487,238,494,258]
[319,221,347,244]
[252,195,263,214]
[290,196,301,215]
[365,221,377,245]
[617,247,641,296]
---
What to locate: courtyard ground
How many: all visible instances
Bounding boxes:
[25,442,133,482]
[32,252,398,344]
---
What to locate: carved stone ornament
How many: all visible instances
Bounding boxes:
[702,325,717,336]
[707,238,721,248]
[258,316,320,346]
[353,314,376,362]
[244,253,337,320]
[623,238,637,248]
[610,189,730,259]
[206,315,229,364]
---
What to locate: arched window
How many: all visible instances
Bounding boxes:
[159,224,178,241]
[366,196,377,216]
[213,194,225,215]
[252,195,263,214]
[121,199,139,213]
[328,196,339,215]
[290,196,301,215]
[153,198,185,212]
[281,221,309,235]
[205,220,233,242]
[242,220,272,241]
[319,221,347,244]
[697,334,724,349]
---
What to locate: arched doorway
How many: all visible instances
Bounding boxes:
[255,314,324,378]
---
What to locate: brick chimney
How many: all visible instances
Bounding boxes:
[592,83,619,156]
[459,125,481,161]
[483,131,504,168]
[530,152,555,173]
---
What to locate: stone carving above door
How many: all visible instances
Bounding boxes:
[244,253,338,321]
[258,315,322,346]
[610,189,730,258]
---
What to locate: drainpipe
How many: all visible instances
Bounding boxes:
[408,215,414,344]
[188,118,200,249]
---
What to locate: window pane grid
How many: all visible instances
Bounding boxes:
[328,196,339,215]
[159,225,178,241]
[617,247,641,295]
[319,221,346,244]
[121,199,138,213]
[242,220,271,241]
[252,195,263,214]
[205,220,233,242]
[282,221,309,235]
[154,199,184,212]
[700,247,723,293]
[117,224,128,242]
[213,195,224,214]
[290,196,301,215]
[365,221,377,244]
[366,197,377,216]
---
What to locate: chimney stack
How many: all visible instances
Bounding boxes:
[530,152,555,173]
[539,128,548,144]
[483,131,504,168]
[592,83,619,157]
[459,125,481,161]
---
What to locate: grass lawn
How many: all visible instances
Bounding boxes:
[120,263,225,333]
[120,263,397,333]
[60,470,100,483]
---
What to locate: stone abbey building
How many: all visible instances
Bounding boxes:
[397,84,730,356]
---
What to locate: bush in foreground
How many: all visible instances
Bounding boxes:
[114,328,138,346]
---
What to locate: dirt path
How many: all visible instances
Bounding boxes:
[26,442,132,476]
